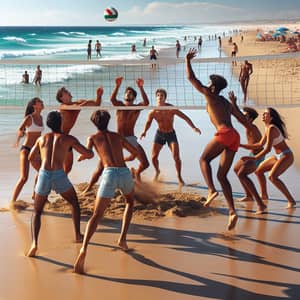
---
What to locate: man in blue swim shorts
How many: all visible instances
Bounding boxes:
[27,111,93,257]
[74,110,147,274]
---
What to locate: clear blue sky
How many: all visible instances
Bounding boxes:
[1,0,300,26]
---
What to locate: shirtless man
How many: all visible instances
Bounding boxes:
[27,111,94,257]
[95,40,102,57]
[239,60,253,103]
[56,86,102,174]
[186,48,240,230]
[33,65,42,86]
[83,77,149,193]
[229,91,267,214]
[231,42,238,66]
[149,46,158,68]
[74,110,147,274]
[140,88,201,185]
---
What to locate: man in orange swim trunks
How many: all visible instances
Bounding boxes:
[186,48,240,231]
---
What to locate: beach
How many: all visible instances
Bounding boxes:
[0,23,300,299]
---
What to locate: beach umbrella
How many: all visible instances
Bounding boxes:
[276,27,289,32]
[272,32,282,38]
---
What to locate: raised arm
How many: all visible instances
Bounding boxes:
[79,86,103,106]
[110,77,124,106]
[229,91,250,127]
[185,48,210,96]
[174,110,201,134]
[136,78,149,106]
[140,111,154,139]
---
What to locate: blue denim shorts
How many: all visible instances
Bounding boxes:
[35,169,72,196]
[97,167,134,198]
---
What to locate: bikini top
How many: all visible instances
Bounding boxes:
[27,115,44,133]
[270,125,284,146]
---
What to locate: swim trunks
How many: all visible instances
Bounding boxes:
[150,55,157,60]
[97,167,134,198]
[249,152,265,168]
[35,169,72,196]
[20,145,31,152]
[214,126,240,152]
[125,136,139,148]
[154,130,178,146]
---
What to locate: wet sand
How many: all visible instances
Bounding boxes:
[1,195,299,300]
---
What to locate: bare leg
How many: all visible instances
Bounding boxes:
[118,191,135,251]
[11,149,30,203]
[235,159,266,212]
[255,157,275,200]
[74,196,110,274]
[268,154,296,208]
[200,139,224,207]
[217,148,238,230]
[27,194,48,257]
[169,142,184,185]
[152,143,163,181]
[60,186,83,242]
[82,160,103,194]
[133,145,150,182]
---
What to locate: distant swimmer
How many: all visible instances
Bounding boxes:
[140,88,201,185]
[87,40,92,60]
[33,65,42,86]
[22,71,29,84]
[239,60,253,103]
[27,111,93,257]
[186,48,240,231]
[240,107,296,209]
[95,40,102,57]
[74,110,147,274]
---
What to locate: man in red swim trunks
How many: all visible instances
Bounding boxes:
[186,48,240,231]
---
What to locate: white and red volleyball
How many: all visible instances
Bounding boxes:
[104,7,118,22]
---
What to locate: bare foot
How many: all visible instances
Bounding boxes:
[178,178,185,186]
[239,196,254,202]
[153,171,160,182]
[286,200,296,209]
[75,233,84,243]
[118,240,129,251]
[74,250,86,274]
[203,191,219,207]
[227,213,238,231]
[27,244,38,257]
[255,204,267,215]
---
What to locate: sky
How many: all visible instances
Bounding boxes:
[1,0,300,26]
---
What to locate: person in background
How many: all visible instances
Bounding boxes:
[22,71,29,84]
[33,65,42,86]
[95,40,102,57]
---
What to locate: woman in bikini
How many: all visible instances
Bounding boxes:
[11,97,44,206]
[240,107,296,209]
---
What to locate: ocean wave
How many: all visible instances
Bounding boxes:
[69,32,86,36]
[0,46,85,59]
[111,32,126,36]
[1,64,103,85]
[3,36,27,43]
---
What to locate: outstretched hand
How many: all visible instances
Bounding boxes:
[194,127,201,134]
[136,78,144,88]
[228,91,237,104]
[96,86,103,98]
[115,76,123,87]
[186,48,197,60]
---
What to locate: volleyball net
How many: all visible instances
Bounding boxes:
[0,52,300,110]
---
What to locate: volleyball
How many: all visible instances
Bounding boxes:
[104,7,118,22]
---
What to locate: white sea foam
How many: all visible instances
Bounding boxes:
[3,36,27,43]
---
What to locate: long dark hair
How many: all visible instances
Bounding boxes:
[268,107,288,139]
[25,97,41,116]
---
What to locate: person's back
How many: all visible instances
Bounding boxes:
[90,131,127,168]
[39,133,78,170]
